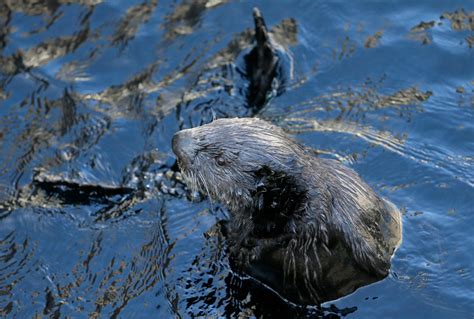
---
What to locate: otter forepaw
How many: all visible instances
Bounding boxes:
[231,244,262,269]
[241,237,259,248]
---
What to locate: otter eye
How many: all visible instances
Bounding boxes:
[216,156,226,166]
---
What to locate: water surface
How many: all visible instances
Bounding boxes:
[0,1,473,318]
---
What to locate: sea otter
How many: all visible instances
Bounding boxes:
[172,117,402,305]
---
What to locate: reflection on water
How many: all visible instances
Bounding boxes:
[162,0,227,40]
[0,1,473,318]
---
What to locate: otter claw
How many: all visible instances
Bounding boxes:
[230,243,261,269]
[242,237,258,248]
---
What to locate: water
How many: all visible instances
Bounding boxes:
[0,1,473,318]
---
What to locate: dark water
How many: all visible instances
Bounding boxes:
[0,1,473,318]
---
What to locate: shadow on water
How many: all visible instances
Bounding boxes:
[0,0,473,318]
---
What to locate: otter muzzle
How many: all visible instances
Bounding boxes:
[172,130,196,169]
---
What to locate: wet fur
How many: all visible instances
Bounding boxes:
[173,117,401,304]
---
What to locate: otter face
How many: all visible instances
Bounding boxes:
[172,118,304,212]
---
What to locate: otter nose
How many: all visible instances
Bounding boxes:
[172,130,197,168]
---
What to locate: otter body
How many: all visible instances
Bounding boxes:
[172,118,402,305]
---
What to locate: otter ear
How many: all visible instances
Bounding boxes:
[253,166,304,215]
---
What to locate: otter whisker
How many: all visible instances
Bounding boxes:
[198,171,214,206]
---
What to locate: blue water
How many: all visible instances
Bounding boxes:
[0,1,473,318]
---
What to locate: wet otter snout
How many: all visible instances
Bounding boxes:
[172,129,196,169]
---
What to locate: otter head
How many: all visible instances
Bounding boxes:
[172,118,306,214]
